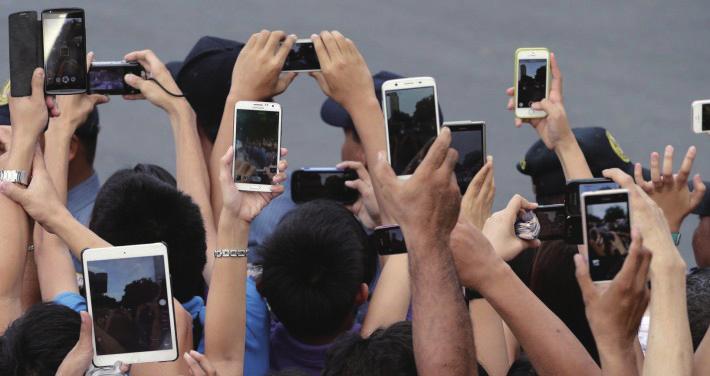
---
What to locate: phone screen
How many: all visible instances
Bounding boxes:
[703,103,710,131]
[374,225,408,255]
[584,192,630,281]
[283,41,320,71]
[449,123,485,193]
[42,9,86,93]
[566,179,620,216]
[87,255,173,355]
[89,64,143,95]
[517,59,547,109]
[385,86,438,175]
[292,169,359,204]
[534,205,566,241]
[234,109,280,185]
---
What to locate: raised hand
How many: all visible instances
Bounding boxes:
[482,194,540,261]
[218,146,288,223]
[229,30,297,100]
[123,49,189,114]
[634,145,706,232]
[460,157,495,229]
[184,350,217,376]
[337,160,381,229]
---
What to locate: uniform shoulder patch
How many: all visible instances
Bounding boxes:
[606,130,630,163]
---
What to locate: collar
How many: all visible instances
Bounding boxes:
[67,172,100,214]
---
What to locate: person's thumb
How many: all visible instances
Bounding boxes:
[124,73,145,90]
[531,98,553,113]
[75,311,93,351]
[30,68,45,99]
[0,181,26,206]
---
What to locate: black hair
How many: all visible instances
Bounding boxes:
[259,200,376,340]
[687,268,710,350]
[0,303,80,376]
[323,321,416,376]
[74,107,100,165]
[530,240,600,363]
[89,165,206,303]
[268,369,312,376]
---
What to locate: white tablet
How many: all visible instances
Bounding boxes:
[82,243,178,367]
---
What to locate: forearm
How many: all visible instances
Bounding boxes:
[481,263,600,376]
[361,254,411,338]
[644,265,692,376]
[48,210,111,259]
[345,96,387,168]
[209,94,239,224]
[598,346,639,376]
[408,238,477,376]
[204,212,248,375]
[693,326,710,376]
[555,134,592,180]
[470,299,510,376]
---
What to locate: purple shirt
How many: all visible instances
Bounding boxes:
[269,322,362,375]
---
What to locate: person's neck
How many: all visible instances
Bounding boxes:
[292,315,356,346]
[68,160,94,190]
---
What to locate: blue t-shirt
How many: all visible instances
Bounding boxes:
[67,173,100,271]
[247,177,296,263]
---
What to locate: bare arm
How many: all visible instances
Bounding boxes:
[360,254,411,338]
[470,300,510,376]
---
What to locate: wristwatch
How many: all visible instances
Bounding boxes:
[214,249,249,258]
[671,232,681,246]
[0,170,29,186]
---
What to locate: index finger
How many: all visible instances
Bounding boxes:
[550,52,563,99]
[276,34,297,63]
[124,50,163,72]
[676,146,696,183]
[311,34,331,66]
[417,127,452,172]
[265,30,287,53]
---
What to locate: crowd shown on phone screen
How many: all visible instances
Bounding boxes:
[0,25,709,376]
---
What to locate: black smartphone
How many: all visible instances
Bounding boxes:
[282,39,320,72]
[581,189,631,282]
[9,11,42,97]
[565,178,620,216]
[373,225,407,255]
[42,8,87,95]
[88,61,145,95]
[445,121,486,194]
[291,168,359,205]
[534,204,566,241]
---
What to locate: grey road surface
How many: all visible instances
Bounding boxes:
[1,0,708,265]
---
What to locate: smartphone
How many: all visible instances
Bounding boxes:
[9,11,42,97]
[291,168,359,205]
[534,204,566,241]
[581,189,631,282]
[232,101,282,192]
[42,8,87,95]
[282,39,320,72]
[445,121,486,194]
[373,225,407,255]
[88,61,145,95]
[514,48,550,119]
[692,99,710,134]
[382,77,441,178]
[565,178,621,216]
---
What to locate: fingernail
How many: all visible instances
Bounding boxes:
[311,34,319,39]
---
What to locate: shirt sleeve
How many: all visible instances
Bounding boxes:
[53,291,87,313]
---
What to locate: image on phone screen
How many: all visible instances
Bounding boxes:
[584,193,630,281]
[86,255,173,355]
[385,87,438,175]
[283,41,320,71]
[703,103,710,132]
[449,125,485,193]
[535,205,566,241]
[43,10,86,93]
[234,109,280,185]
[517,59,547,108]
[89,67,125,93]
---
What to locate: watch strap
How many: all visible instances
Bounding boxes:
[214,249,249,258]
[0,170,29,186]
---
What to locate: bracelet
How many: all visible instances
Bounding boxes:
[26,244,34,252]
[671,232,681,246]
[214,249,249,258]
[0,170,29,186]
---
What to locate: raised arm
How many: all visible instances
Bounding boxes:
[123,49,218,282]
[372,128,477,375]
[205,146,287,375]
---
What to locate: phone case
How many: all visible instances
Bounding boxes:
[514,47,550,118]
[8,11,43,97]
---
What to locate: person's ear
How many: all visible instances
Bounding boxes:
[68,135,79,162]
[354,282,369,305]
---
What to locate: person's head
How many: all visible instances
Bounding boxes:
[694,217,710,268]
[323,321,416,376]
[530,240,599,362]
[70,107,100,168]
[89,164,206,303]
[0,303,80,376]
[320,71,403,165]
[517,127,649,204]
[258,200,376,342]
[686,268,710,350]
[167,36,244,144]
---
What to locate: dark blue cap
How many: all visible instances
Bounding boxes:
[167,36,245,143]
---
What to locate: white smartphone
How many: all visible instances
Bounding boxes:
[381,76,441,178]
[282,39,320,72]
[692,99,710,134]
[515,48,550,119]
[232,101,282,192]
[82,243,178,367]
[580,189,631,282]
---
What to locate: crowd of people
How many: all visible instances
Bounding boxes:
[0,29,708,376]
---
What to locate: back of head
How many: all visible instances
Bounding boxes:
[89,165,206,302]
[323,321,416,376]
[259,200,376,340]
[530,240,599,362]
[73,107,101,165]
[687,268,710,350]
[0,303,80,376]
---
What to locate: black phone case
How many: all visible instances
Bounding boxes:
[8,11,43,97]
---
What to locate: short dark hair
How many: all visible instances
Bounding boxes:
[0,303,80,376]
[323,321,416,376]
[259,200,376,340]
[687,268,710,350]
[89,165,206,303]
[74,107,100,165]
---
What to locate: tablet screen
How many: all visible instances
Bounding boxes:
[87,255,173,355]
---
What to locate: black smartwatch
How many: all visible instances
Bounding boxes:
[372,225,407,256]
